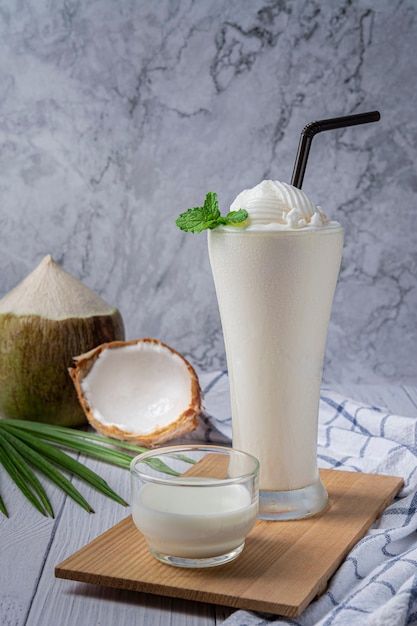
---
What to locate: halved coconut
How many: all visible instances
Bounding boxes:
[69,338,201,446]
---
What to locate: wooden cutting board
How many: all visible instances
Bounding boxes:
[55,468,402,618]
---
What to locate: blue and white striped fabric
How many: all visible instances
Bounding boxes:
[202,375,417,626]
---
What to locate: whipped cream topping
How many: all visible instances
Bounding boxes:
[229,180,338,231]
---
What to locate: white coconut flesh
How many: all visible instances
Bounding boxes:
[80,343,195,435]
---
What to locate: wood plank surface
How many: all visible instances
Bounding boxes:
[401,385,417,412]
[55,469,403,618]
[13,370,220,626]
[1,379,416,626]
[24,458,216,626]
[329,383,417,416]
[0,457,69,625]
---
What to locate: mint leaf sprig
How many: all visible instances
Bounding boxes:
[175,192,248,233]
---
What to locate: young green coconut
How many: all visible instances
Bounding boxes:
[0,255,124,426]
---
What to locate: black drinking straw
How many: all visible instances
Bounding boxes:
[291,111,381,189]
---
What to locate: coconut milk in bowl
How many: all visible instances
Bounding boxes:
[130,445,259,568]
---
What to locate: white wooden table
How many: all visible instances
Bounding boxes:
[1,371,417,626]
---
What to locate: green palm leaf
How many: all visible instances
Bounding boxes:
[0,492,8,517]
[2,424,127,507]
[0,438,48,516]
[0,419,191,469]
[4,425,132,467]
[0,419,194,518]
[0,429,94,513]
[0,431,54,516]
[0,420,148,453]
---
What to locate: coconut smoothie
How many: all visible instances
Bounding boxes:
[208,181,343,518]
[132,480,257,559]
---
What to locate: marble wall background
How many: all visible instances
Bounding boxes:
[0,0,416,384]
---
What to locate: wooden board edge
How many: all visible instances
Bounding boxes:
[55,516,133,571]
[54,566,299,617]
[54,471,405,619]
[294,473,404,616]
[320,468,404,482]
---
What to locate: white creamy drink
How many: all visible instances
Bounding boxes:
[132,481,257,559]
[208,180,343,519]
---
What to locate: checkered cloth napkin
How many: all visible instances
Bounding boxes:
[201,373,417,626]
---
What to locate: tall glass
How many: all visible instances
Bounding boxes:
[208,225,343,519]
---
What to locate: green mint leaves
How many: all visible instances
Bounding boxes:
[175,192,221,233]
[175,192,248,233]
[223,209,248,225]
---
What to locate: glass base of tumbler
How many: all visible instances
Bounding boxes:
[258,478,328,521]
[150,542,245,568]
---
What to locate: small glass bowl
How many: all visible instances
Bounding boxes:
[130,444,259,568]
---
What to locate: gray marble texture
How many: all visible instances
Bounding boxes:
[0,0,416,384]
